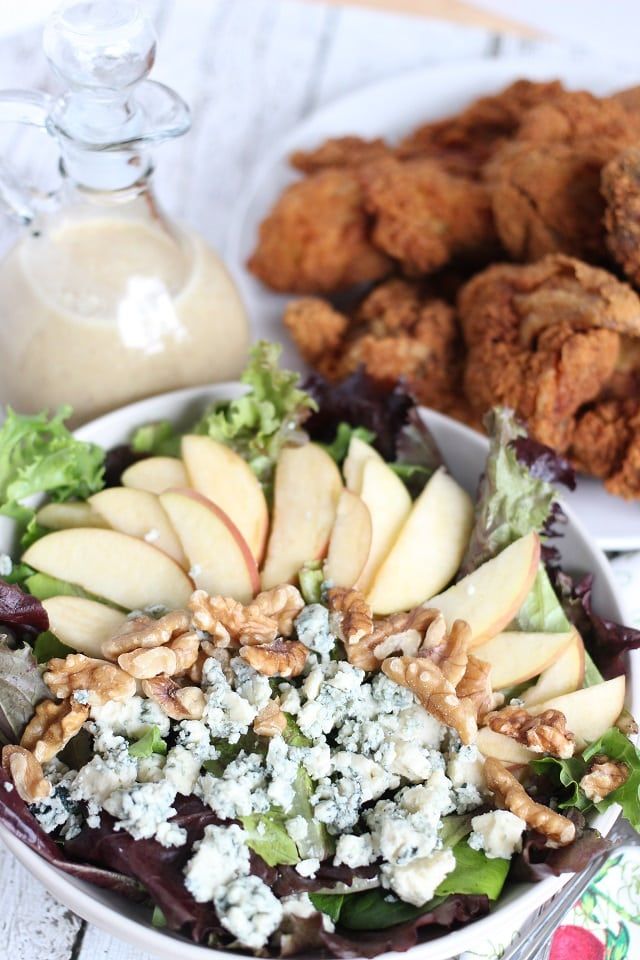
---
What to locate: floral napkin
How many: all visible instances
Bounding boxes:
[457,552,640,960]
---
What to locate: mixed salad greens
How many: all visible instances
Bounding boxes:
[0,343,640,958]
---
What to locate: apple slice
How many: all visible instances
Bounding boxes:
[528,675,626,749]
[89,488,186,567]
[475,630,574,691]
[366,468,473,614]
[355,458,412,594]
[160,489,259,602]
[426,532,541,647]
[343,436,384,493]
[324,490,372,588]
[181,435,269,562]
[476,727,537,765]
[520,631,585,707]
[260,443,343,590]
[36,501,108,531]
[23,529,193,610]
[121,456,188,495]
[43,596,127,658]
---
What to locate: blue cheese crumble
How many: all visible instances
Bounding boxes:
[215,875,283,949]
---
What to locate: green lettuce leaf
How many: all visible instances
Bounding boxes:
[0,636,50,745]
[320,423,375,464]
[241,809,299,866]
[459,408,556,577]
[298,561,324,605]
[532,727,640,831]
[283,715,312,748]
[436,842,509,899]
[0,407,104,540]
[130,420,180,458]
[324,841,508,931]
[192,342,316,491]
[515,567,572,633]
[288,766,333,860]
[309,893,345,923]
[128,725,168,758]
[33,631,74,664]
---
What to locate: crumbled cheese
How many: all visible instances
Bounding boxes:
[381,849,456,906]
[295,857,320,878]
[333,751,400,802]
[469,810,526,860]
[232,657,272,710]
[197,751,269,819]
[184,823,250,903]
[72,689,90,705]
[103,780,178,842]
[155,820,188,848]
[91,695,170,739]
[334,833,375,868]
[312,775,363,834]
[279,683,301,716]
[201,658,257,742]
[3,782,14,793]
[265,737,298,812]
[447,744,487,813]
[0,553,13,577]
[136,754,166,783]
[295,604,336,658]
[290,742,332,781]
[215,875,283,949]
[302,665,324,702]
[32,772,80,837]
[164,745,203,796]
[286,815,308,843]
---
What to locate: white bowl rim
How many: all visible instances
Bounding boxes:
[0,378,631,960]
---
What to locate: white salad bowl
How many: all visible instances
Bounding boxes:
[0,383,635,960]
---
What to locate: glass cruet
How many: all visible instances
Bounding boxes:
[0,0,249,425]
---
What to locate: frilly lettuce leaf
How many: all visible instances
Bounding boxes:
[320,423,375,464]
[128,725,168,758]
[515,566,572,633]
[192,342,316,490]
[0,407,104,541]
[459,408,561,577]
[130,420,180,458]
[532,727,640,832]
[0,635,50,745]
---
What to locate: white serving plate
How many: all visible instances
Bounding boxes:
[226,54,640,552]
[0,382,635,960]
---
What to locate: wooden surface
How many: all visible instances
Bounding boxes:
[0,1,607,958]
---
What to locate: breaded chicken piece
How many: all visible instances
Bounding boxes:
[486,141,605,262]
[248,168,391,294]
[282,298,348,378]
[290,136,392,174]
[359,156,499,276]
[283,278,466,415]
[603,147,640,287]
[571,399,640,499]
[487,92,640,262]
[397,79,566,177]
[458,255,640,451]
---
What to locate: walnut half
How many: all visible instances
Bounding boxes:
[485,706,575,759]
[142,676,205,720]
[382,655,477,744]
[2,745,51,803]
[580,756,629,803]
[44,654,136,706]
[20,698,89,764]
[485,757,576,847]
[240,639,308,678]
[253,700,287,737]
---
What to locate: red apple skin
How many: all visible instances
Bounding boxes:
[164,488,260,597]
[550,926,604,960]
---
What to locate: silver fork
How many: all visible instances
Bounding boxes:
[497,817,638,960]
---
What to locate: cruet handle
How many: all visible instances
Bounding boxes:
[0,89,58,224]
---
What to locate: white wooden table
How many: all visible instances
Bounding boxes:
[0,1,632,958]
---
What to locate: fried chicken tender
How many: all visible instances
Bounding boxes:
[397,79,566,177]
[571,399,640,499]
[603,147,640,287]
[247,168,391,294]
[487,92,640,262]
[290,136,392,174]
[284,277,465,414]
[459,255,640,451]
[359,156,499,276]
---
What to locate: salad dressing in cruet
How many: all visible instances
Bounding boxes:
[0,0,249,424]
